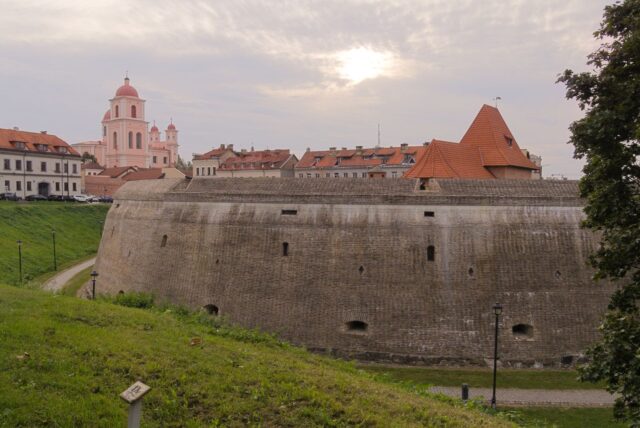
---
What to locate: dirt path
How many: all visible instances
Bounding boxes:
[429,386,615,407]
[42,257,96,292]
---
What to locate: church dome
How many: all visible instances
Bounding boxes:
[115,77,139,98]
[102,109,111,122]
[167,123,176,130]
[150,124,159,132]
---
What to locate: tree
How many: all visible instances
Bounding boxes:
[558,0,640,423]
[81,152,97,164]
[175,154,192,170]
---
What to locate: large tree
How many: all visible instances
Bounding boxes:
[558,0,640,423]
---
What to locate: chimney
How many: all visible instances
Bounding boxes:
[306,147,310,152]
[220,144,226,149]
[355,145,363,155]
[341,147,347,151]
[329,147,336,151]
[400,143,408,151]
[356,145,363,150]
[40,131,48,134]
[241,149,246,153]
[227,144,233,150]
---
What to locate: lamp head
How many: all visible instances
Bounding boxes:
[90,270,99,279]
[493,303,503,316]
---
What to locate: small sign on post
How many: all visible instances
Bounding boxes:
[120,381,151,428]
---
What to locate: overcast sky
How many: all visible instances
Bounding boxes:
[0,0,610,178]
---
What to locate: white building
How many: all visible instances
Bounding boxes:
[0,128,82,197]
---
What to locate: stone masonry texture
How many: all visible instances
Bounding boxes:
[95,178,614,367]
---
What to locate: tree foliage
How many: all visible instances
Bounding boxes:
[558,0,640,423]
[81,151,97,164]
[175,154,192,170]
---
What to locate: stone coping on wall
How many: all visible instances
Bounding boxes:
[113,178,583,207]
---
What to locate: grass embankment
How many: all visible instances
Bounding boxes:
[60,265,94,297]
[0,201,108,286]
[360,365,606,390]
[0,285,514,427]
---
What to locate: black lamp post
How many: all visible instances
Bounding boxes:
[17,240,23,285]
[491,302,503,410]
[51,229,57,271]
[90,270,99,300]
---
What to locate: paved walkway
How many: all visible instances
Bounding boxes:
[42,257,96,292]
[429,386,615,407]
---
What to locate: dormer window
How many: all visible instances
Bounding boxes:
[505,136,513,147]
[56,146,68,154]
[403,154,414,164]
[11,141,26,150]
[35,144,48,152]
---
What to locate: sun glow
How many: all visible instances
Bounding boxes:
[336,47,393,84]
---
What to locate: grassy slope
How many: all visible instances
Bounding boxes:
[360,365,606,390]
[60,265,94,297]
[0,286,513,427]
[0,201,108,286]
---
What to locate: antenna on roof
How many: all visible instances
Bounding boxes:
[493,96,502,108]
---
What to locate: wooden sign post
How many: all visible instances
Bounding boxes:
[120,381,151,428]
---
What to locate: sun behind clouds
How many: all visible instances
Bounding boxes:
[336,47,393,84]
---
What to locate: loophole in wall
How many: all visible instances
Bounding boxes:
[512,324,534,339]
[161,234,168,248]
[203,304,219,316]
[554,270,562,280]
[468,267,474,277]
[427,245,435,261]
[358,265,364,274]
[345,320,368,333]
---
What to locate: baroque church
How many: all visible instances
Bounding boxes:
[73,77,178,168]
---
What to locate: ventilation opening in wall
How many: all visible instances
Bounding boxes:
[160,234,168,248]
[203,304,219,316]
[512,324,534,339]
[282,242,289,256]
[345,320,368,333]
[561,355,573,365]
[554,270,562,279]
[281,209,298,215]
[427,245,435,261]
[358,265,364,274]
[424,211,435,217]
[468,267,474,277]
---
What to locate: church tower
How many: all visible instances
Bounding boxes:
[103,77,149,167]
[165,121,179,166]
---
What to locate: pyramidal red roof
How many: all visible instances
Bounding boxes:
[406,105,538,179]
[459,104,538,169]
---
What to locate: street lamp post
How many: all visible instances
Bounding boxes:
[90,270,99,300]
[491,302,503,410]
[52,229,57,271]
[17,240,23,285]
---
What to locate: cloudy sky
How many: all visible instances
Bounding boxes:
[0,0,610,178]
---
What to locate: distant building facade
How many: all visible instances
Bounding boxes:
[295,144,426,179]
[0,128,81,197]
[193,147,297,178]
[73,77,179,169]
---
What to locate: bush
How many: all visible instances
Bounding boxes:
[112,291,154,308]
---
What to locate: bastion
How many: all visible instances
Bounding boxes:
[95,177,613,367]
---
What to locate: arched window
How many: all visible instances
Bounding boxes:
[131,105,136,118]
[115,105,119,118]
[103,126,106,137]
[128,132,133,149]
[113,132,117,149]
[136,132,142,149]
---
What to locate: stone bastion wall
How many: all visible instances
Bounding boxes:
[94,177,613,367]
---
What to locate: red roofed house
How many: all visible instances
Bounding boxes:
[405,105,540,180]
[83,166,165,197]
[192,144,238,177]
[295,144,426,179]
[0,127,82,198]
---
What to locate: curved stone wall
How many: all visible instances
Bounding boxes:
[95,178,612,367]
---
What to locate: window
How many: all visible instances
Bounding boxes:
[64,163,68,173]
[343,172,348,177]
[41,162,47,172]
[512,324,534,339]
[207,167,211,176]
[131,105,136,118]
[128,132,133,149]
[136,133,142,149]
[315,173,320,178]
[161,234,168,247]
[326,173,330,178]
[115,105,119,118]
[15,160,22,170]
[12,141,26,150]
[63,182,68,192]
[362,172,366,177]
[16,181,21,191]
[345,320,368,333]
[113,132,117,149]
[4,180,9,191]
[352,173,357,178]
[505,136,513,147]
[163,156,167,164]
[307,173,311,178]
[196,167,199,175]
[334,173,339,178]
[427,245,435,261]
[55,163,60,173]
[298,173,303,178]
[392,171,397,178]
[26,182,31,191]
[72,183,77,191]
[26,161,32,171]
[3,159,10,170]
[282,242,289,256]
[281,209,297,215]
[72,164,77,174]
[103,126,106,137]
[424,211,435,217]
[55,182,60,191]
[57,147,67,154]
[153,156,157,164]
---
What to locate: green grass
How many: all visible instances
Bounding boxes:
[0,285,514,427]
[507,407,625,428]
[0,201,108,286]
[360,365,606,390]
[60,265,94,297]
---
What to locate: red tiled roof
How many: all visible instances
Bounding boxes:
[99,166,136,178]
[122,168,164,181]
[220,149,293,171]
[460,104,538,169]
[81,161,104,170]
[0,128,80,156]
[297,145,425,169]
[194,146,235,160]
[404,140,495,179]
